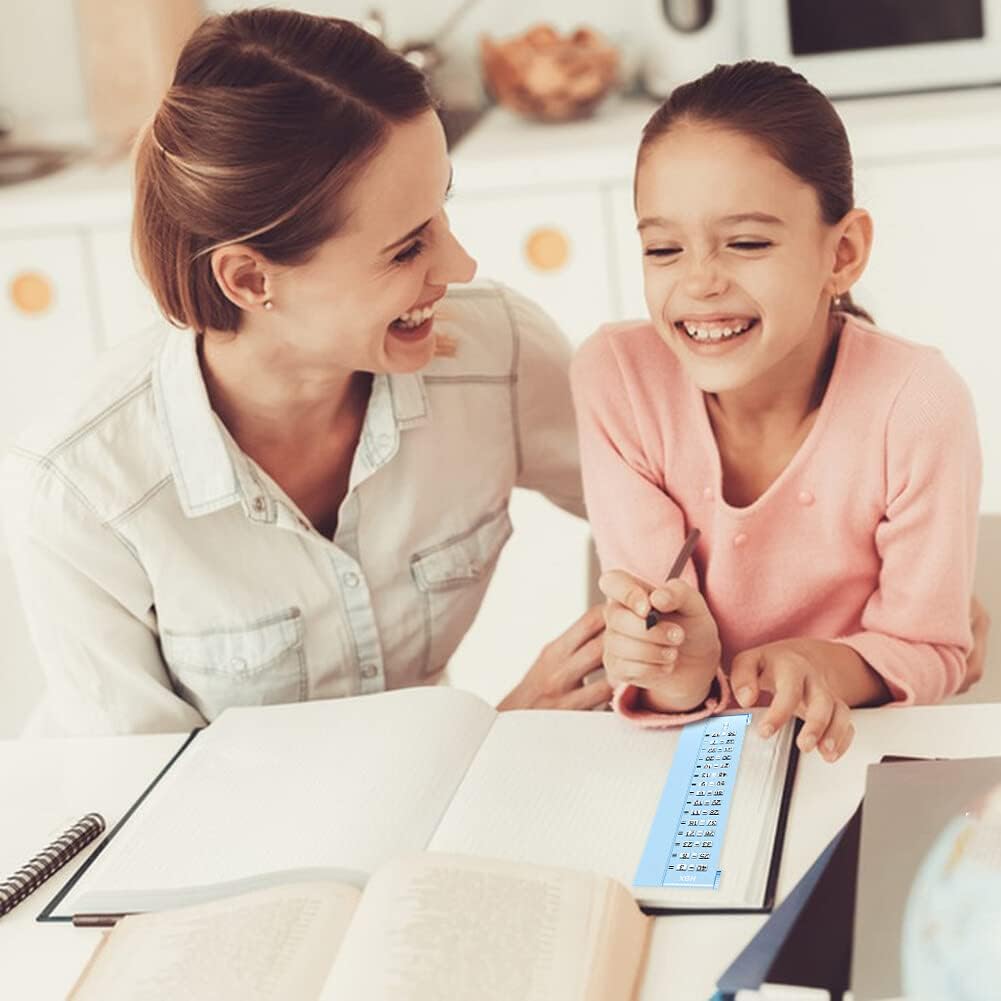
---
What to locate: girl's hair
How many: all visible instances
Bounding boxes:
[133,9,433,333]
[638,60,873,324]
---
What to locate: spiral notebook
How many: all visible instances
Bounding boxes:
[40,686,798,923]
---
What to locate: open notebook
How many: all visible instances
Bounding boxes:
[43,686,797,920]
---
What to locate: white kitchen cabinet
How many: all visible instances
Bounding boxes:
[854,152,1001,511]
[609,180,647,321]
[85,223,160,348]
[446,186,614,345]
[0,231,101,456]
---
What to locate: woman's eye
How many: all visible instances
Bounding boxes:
[729,240,772,251]
[394,240,426,264]
[644,247,681,258]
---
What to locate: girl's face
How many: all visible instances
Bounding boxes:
[635,123,843,396]
[265,110,476,375]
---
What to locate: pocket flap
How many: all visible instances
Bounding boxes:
[411,507,513,591]
[161,607,303,675]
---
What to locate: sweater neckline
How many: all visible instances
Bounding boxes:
[690,316,857,518]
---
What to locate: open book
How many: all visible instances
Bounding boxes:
[69,852,651,1001]
[45,686,796,920]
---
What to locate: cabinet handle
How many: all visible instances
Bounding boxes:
[9,271,54,315]
[524,227,570,272]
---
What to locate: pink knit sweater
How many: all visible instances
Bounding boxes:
[570,316,981,727]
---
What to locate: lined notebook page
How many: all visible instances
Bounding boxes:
[57,687,496,917]
[319,853,605,1001]
[427,709,792,910]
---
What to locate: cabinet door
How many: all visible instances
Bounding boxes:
[86,224,161,347]
[0,232,100,456]
[446,187,613,345]
[854,153,1001,511]
[609,181,648,321]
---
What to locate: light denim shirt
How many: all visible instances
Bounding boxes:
[2,283,584,735]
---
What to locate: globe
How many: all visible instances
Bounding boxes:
[901,782,1001,1001]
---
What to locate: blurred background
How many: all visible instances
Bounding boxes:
[1,1,1000,735]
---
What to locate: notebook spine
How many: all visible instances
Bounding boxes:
[0,813,106,916]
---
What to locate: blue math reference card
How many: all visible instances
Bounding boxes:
[634,713,751,891]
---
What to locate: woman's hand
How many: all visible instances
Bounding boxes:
[598,570,721,713]
[956,594,990,694]
[730,638,873,762]
[497,604,611,710]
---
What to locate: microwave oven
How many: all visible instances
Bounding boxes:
[744,0,1001,98]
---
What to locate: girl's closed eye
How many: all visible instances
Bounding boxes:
[729,239,773,251]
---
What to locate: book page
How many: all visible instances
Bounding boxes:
[318,853,626,1001]
[69,881,360,1001]
[427,709,792,910]
[57,687,496,917]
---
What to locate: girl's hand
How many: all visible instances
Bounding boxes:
[730,638,856,762]
[598,570,721,713]
[498,605,611,711]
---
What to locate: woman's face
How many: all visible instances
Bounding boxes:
[635,123,840,396]
[266,110,476,374]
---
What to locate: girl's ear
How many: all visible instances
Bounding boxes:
[829,207,873,298]
[210,245,271,313]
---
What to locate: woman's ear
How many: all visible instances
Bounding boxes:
[210,245,271,313]
[829,207,873,298]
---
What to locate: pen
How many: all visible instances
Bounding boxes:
[0,813,105,918]
[645,528,701,630]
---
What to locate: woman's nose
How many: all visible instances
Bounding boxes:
[431,227,477,286]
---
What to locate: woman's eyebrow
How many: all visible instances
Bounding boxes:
[380,168,454,254]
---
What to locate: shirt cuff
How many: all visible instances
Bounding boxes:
[611,667,732,728]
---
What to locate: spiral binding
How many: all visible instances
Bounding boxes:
[0,813,105,917]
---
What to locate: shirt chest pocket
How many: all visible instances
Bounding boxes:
[160,607,307,722]
[410,505,513,678]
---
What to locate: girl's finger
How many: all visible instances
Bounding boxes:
[602,653,670,689]
[648,579,708,620]
[797,680,835,754]
[729,648,763,708]
[818,702,853,762]
[598,570,654,617]
[603,632,681,670]
[605,602,684,642]
[757,660,804,738]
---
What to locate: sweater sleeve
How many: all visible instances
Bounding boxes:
[834,351,981,704]
[571,327,728,727]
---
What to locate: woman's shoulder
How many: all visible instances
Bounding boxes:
[427,280,573,379]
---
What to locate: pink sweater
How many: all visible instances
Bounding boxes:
[570,316,981,726]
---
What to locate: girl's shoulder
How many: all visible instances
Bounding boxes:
[571,319,684,387]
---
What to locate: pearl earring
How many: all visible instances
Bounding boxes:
[263,299,274,311]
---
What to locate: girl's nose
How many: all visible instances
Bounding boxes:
[681,256,728,299]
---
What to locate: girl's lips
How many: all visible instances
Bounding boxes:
[675,317,759,350]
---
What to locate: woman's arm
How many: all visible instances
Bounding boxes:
[2,451,206,735]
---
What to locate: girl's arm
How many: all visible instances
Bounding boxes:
[831,351,981,704]
[2,451,206,736]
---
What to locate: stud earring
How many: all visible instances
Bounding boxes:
[263,299,274,311]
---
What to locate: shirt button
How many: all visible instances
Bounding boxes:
[360,663,378,679]
[733,533,748,548]
[230,657,247,671]
[252,496,266,513]
[343,572,360,588]
[798,490,815,506]
[703,487,714,500]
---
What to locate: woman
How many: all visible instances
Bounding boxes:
[0,9,609,735]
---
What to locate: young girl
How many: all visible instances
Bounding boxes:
[570,61,982,761]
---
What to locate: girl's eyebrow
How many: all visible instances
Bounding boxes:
[637,211,785,231]
[380,168,454,254]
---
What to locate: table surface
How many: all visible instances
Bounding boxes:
[2,702,999,1001]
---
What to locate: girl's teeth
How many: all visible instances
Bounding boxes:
[680,319,753,342]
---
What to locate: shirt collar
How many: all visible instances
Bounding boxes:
[154,332,432,518]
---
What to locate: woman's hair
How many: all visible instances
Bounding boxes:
[133,9,433,333]
[638,60,873,323]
